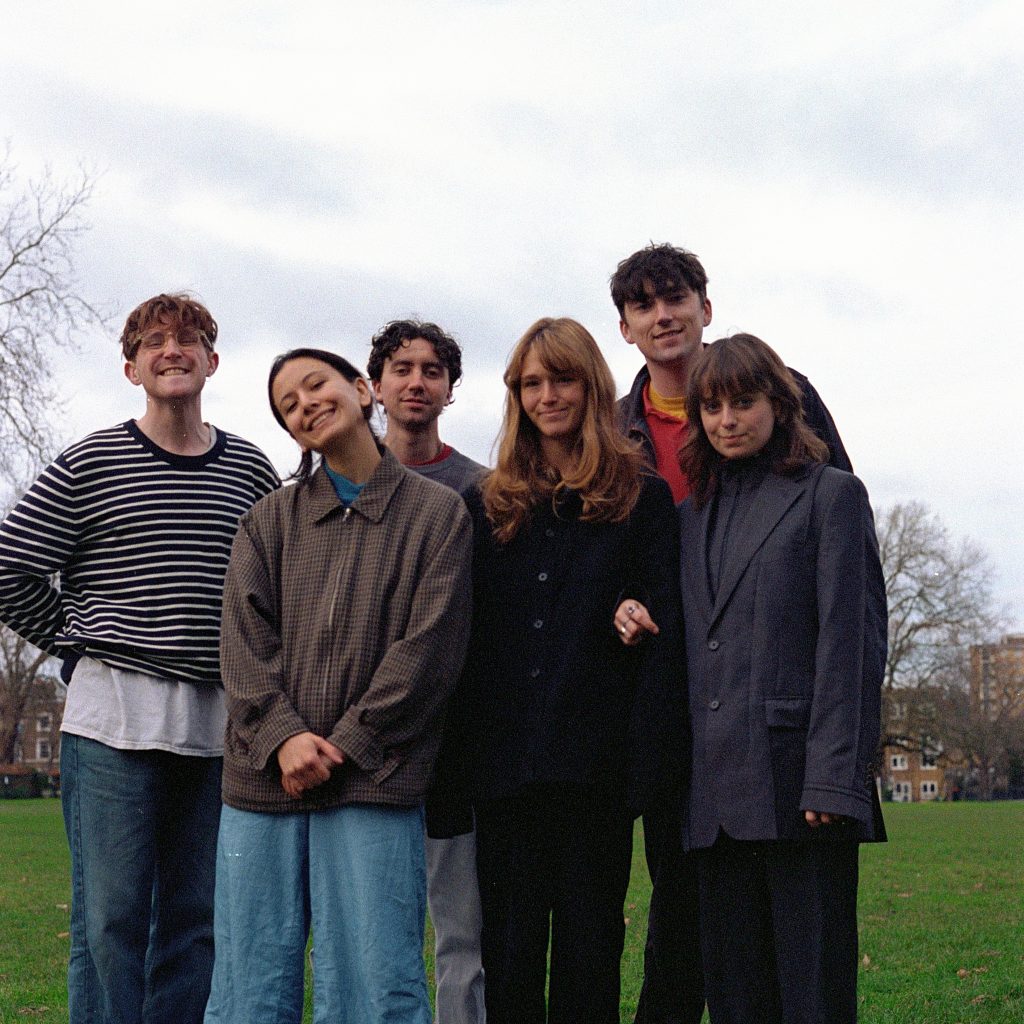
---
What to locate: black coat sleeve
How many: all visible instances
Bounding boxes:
[792,369,853,472]
[625,475,689,817]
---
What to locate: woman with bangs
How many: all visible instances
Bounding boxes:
[619,333,887,1023]
[206,348,472,1024]
[432,318,685,1024]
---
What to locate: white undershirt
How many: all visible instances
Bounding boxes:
[61,656,226,757]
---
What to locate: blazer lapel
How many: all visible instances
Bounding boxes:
[707,472,807,628]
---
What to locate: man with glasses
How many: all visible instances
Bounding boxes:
[0,294,279,1024]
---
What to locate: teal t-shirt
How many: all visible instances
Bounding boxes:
[324,464,365,506]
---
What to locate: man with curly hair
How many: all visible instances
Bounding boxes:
[369,319,486,1024]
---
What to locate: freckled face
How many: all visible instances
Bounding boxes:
[700,391,776,460]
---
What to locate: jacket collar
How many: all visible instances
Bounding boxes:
[619,364,651,437]
[304,447,406,524]
[687,465,815,629]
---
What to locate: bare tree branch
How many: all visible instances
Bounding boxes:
[875,501,1001,759]
[0,142,108,484]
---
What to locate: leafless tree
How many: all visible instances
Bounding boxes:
[0,144,106,486]
[0,625,55,765]
[936,648,1024,799]
[875,501,999,752]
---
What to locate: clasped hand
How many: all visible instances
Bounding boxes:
[276,732,345,799]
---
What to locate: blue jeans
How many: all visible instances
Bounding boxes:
[204,802,431,1024]
[60,734,222,1024]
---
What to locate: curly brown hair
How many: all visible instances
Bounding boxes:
[119,294,217,361]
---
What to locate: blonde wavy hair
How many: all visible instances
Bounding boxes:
[482,317,643,544]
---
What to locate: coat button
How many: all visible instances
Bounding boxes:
[530,668,541,678]
[533,619,543,629]
[709,699,720,710]
[707,639,720,651]
[538,572,548,581]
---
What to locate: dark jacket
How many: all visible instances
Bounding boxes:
[679,462,887,848]
[433,473,686,829]
[618,363,853,474]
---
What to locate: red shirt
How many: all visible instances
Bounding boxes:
[642,384,692,503]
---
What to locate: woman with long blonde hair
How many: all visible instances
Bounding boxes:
[431,318,685,1024]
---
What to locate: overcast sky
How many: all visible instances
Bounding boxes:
[2,1,1021,621]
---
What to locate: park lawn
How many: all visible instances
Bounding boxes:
[857,802,1024,1023]
[1,800,1022,1024]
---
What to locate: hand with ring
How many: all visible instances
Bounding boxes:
[613,599,658,646]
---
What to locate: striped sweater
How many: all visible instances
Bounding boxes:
[0,420,280,684]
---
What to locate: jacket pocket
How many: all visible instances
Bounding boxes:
[764,697,811,729]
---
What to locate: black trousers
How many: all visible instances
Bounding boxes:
[696,833,860,1024]
[634,809,705,1024]
[474,782,634,1024]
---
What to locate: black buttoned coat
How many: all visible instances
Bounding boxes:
[679,462,887,849]
[446,473,687,820]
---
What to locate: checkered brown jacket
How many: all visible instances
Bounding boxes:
[219,449,472,813]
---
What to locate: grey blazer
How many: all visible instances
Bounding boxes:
[679,462,887,849]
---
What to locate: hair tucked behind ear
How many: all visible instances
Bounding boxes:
[482,318,643,544]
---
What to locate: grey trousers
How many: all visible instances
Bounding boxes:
[426,830,486,1024]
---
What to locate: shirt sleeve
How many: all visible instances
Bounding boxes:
[0,456,81,656]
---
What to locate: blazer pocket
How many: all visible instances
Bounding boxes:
[764,697,811,729]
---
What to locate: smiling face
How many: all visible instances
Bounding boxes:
[372,337,451,431]
[123,319,218,399]
[518,347,586,464]
[699,390,776,460]
[619,282,712,371]
[271,356,373,455]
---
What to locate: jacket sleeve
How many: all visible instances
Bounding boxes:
[219,512,310,771]
[0,457,80,657]
[800,471,886,823]
[626,475,689,817]
[795,372,853,472]
[329,500,473,781]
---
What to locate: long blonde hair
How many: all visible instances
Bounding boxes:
[482,317,643,544]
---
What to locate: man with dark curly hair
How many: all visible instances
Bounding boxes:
[369,319,486,1024]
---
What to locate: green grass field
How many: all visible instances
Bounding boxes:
[1,800,1021,1023]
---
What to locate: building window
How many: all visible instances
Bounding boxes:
[921,751,938,768]
[890,754,908,771]
[36,739,51,761]
[37,713,52,732]
[921,781,937,799]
